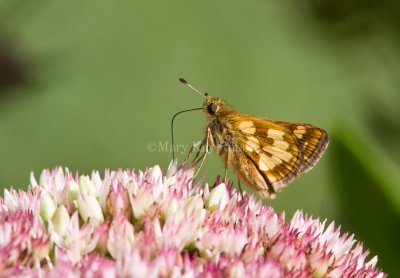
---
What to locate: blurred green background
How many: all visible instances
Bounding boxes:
[1,0,399,275]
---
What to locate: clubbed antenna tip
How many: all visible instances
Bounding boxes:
[178,78,208,98]
[179,78,188,84]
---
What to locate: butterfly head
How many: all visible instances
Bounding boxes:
[202,97,226,118]
[178,78,227,117]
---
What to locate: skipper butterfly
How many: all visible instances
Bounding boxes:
[177,78,329,199]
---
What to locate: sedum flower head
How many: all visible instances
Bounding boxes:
[0,163,386,277]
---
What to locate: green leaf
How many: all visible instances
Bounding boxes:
[330,123,400,276]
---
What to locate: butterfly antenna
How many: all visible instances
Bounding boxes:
[179,78,209,98]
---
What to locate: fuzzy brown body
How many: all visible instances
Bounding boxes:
[202,97,329,199]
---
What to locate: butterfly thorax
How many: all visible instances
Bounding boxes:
[203,97,238,155]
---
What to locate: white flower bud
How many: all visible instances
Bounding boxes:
[51,205,70,237]
[206,183,229,210]
[78,192,104,225]
[131,191,154,221]
[40,191,57,223]
[79,176,97,197]
[68,180,80,207]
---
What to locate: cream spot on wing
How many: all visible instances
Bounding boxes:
[239,121,253,128]
[245,136,260,152]
[269,155,283,165]
[238,120,256,134]
[259,153,277,171]
[273,139,290,150]
[263,146,293,162]
[294,133,303,139]
[294,126,306,139]
[267,129,285,140]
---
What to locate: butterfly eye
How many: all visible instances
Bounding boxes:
[207,103,218,115]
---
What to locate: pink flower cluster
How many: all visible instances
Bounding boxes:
[0,163,385,277]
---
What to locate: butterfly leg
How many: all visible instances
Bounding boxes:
[194,128,212,178]
[185,140,205,165]
[191,140,207,167]
[193,150,207,178]
[223,148,229,183]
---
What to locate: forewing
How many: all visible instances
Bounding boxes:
[276,121,329,173]
[224,113,328,195]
